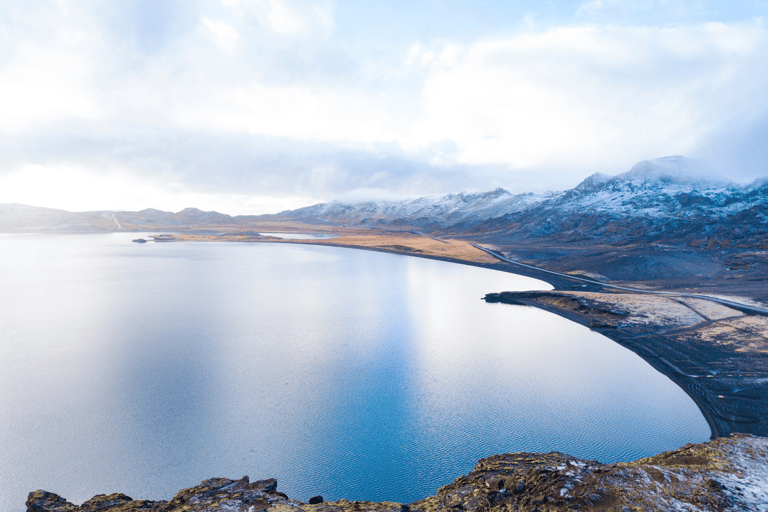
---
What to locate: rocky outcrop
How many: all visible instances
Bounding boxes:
[26,434,768,512]
[413,434,768,512]
[26,476,293,512]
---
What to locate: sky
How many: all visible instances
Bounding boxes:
[1,0,768,215]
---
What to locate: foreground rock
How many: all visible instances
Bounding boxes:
[27,434,768,512]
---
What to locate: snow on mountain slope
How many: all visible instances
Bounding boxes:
[280,156,765,225]
[556,156,750,217]
[279,188,560,227]
[275,156,768,247]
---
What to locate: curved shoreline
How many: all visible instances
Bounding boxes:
[310,237,768,439]
[279,237,768,439]
[483,290,768,439]
[147,232,768,439]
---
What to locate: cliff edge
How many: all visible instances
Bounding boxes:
[27,434,768,512]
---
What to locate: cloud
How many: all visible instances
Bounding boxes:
[0,161,319,214]
[201,16,240,50]
[2,1,768,213]
[404,20,768,173]
[0,2,103,131]
[575,0,708,21]
[222,0,334,37]
[692,109,768,182]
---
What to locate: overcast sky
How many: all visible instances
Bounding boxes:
[2,0,768,214]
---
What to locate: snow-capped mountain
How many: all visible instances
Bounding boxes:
[276,156,768,248]
[555,156,748,217]
[279,187,558,228]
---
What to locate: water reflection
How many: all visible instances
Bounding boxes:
[0,234,710,512]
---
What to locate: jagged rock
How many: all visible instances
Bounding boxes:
[308,495,324,504]
[26,490,77,512]
[26,434,768,512]
[411,434,768,512]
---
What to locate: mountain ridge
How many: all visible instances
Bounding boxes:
[2,156,767,249]
[270,156,768,249]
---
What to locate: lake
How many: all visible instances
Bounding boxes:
[0,233,710,511]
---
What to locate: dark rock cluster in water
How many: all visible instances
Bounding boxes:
[26,434,768,512]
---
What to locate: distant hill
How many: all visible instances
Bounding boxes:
[0,204,256,233]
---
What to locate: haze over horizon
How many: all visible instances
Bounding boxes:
[2,0,768,216]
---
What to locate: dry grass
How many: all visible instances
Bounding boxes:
[150,230,497,264]
[695,316,768,353]
[554,291,707,326]
[301,233,498,264]
[674,297,744,321]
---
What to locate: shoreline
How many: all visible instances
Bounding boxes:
[141,230,768,439]
[145,231,588,290]
[321,239,768,439]
[484,290,768,439]
[229,234,768,439]
[289,236,768,439]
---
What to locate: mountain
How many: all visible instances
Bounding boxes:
[478,156,768,248]
[273,156,768,249]
[276,187,557,229]
[2,156,766,249]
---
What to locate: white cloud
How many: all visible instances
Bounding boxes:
[2,1,768,212]
[0,164,168,211]
[165,80,393,143]
[0,3,102,131]
[403,20,768,172]
[201,16,240,50]
[0,163,316,214]
[221,0,334,38]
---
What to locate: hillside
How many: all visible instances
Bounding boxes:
[274,156,768,250]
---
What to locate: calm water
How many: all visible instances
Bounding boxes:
[0,234,710,511]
